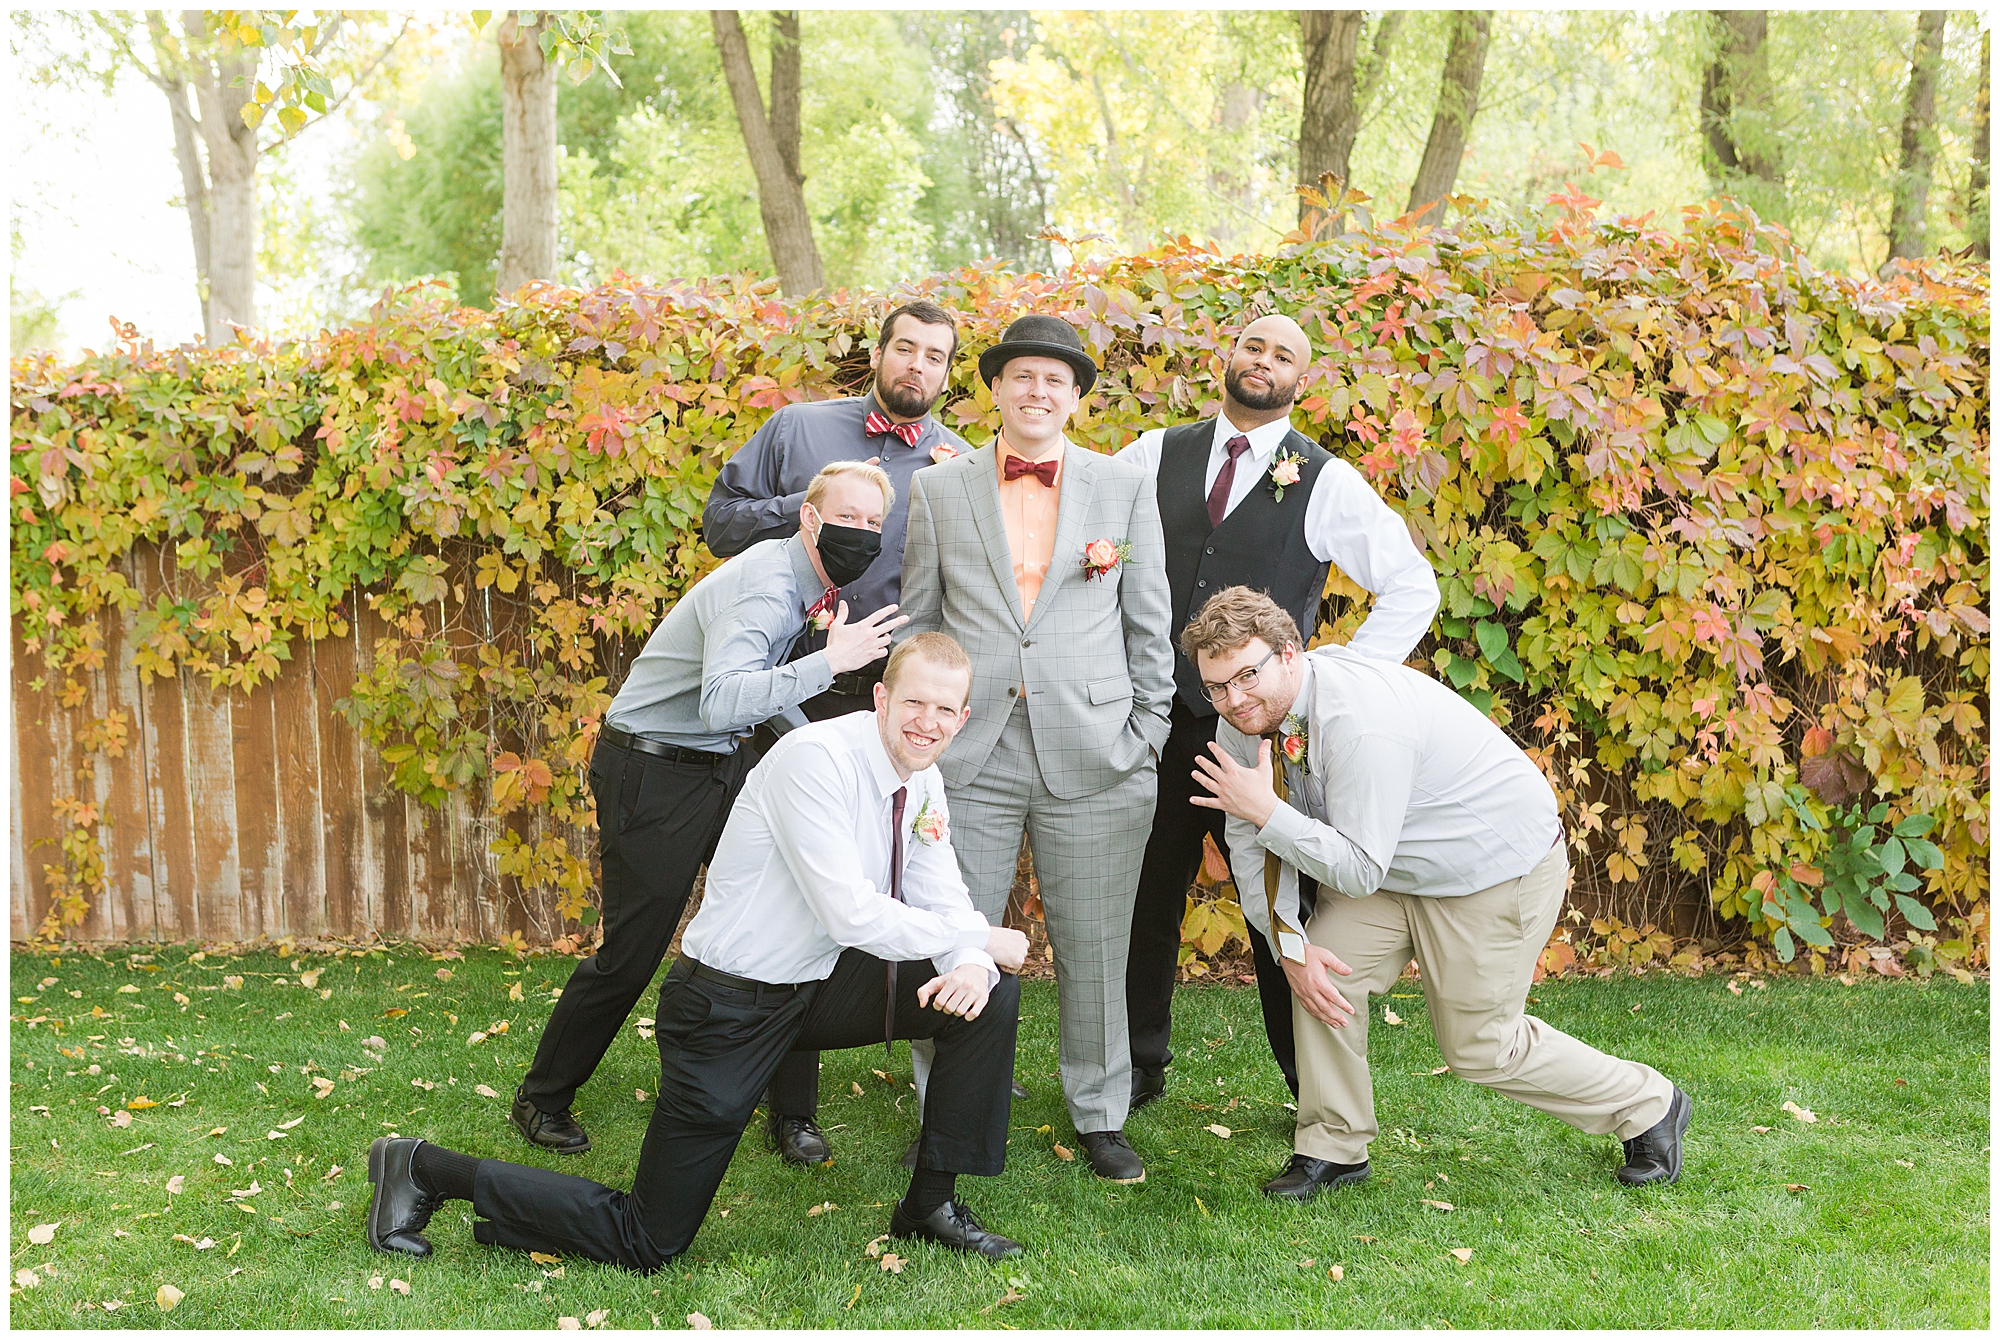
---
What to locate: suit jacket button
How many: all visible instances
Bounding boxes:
[1008,686,1018,697]
[1205,546,1215,555]
[1197,579,1207,588]
[1021,639,1031,648]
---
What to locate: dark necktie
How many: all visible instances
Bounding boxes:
[1206,434,1252,528]
[1003,453,1060,487]
[885,785,907,1052]
[864,410,923,448]
[1261,734,1307,961]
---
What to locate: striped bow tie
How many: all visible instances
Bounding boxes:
[863,410,923,448]
[806,587,839,619]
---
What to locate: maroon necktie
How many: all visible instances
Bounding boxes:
[864,410,923,448]
[1206,435,1251,528]
[885,785,907,1053]
[806,587,838,620]
[1003,453,1061,487]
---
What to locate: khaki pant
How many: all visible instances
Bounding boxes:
[1294,842,1674,1164]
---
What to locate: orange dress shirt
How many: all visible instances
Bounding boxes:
[995,437,1065,618]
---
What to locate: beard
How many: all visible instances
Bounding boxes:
[874,375,940,420]
[1225,364,1298,413]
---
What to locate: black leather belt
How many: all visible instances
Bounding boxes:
[828,669,881,699]
[600,724,732,766]
[686,960,803,994]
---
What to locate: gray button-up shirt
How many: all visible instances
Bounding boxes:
[701,391,972,621]
[605,535,835,752]
[1217,646,1561,950]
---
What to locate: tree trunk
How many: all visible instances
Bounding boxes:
[181,10,256,340]
[1405,11,1493,225]
[497,11,560,299]
[1887,11,1949,261]
[1971,28,1990,261]
[147,13,217,342]
[711,10,825,295]
[1698,10,1786,213]
[1296,11,1403,223]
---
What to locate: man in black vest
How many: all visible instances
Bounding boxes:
[1115,312,1441,1107]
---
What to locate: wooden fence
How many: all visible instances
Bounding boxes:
[9,545,576,946]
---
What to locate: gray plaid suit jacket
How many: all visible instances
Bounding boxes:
[901,440,1174,801]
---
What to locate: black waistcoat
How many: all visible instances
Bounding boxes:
[1158,419,1333,718]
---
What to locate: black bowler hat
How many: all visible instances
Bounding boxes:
[976,314,1098,395]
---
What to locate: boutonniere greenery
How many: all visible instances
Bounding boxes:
[1267,447,1306,503]
[808,608,834,633]
[1277,711,1310,775]
[1082,536,1132,581]
[910,793,949,847]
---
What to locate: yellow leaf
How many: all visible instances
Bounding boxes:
[1448,1247,1473,1264]
[118,983,141,994]
[1051,1142,1074,1161]
[1327,1264,1345,1282]
[1383,1008,1404,1026]
[1204,1124,1233,1139]
[529,1252,562,1265]
[156,1284,184,1310]
[509,981,525,1002]
[299,969,321,988]
[1781,1100,1818,1123]
[128,1096,158,1110]
[1194,1196,1209,1216]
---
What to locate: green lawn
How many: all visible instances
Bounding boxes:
[8,943,1989,1328]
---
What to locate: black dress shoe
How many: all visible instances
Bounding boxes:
[890,1197,1023,1258]
[367,1137,440,1258]
[510,1088,591,1154]
[1076,1129,1145,1183]
[1130,1067,1166,1112]
[1618,1085,1692,1186]
[1262,1152,1370,1202]
[768,1113,832,1165]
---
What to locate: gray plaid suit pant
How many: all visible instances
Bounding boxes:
[946,698,1157,1132]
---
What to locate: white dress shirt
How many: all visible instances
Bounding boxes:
[1119,413,1440,662]
[1216,646,1562,958]
[681,710,998,987]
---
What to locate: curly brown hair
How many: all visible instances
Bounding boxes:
[1178,586,1302,664]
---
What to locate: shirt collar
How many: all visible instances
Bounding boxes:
[847,709,911,801]
[784,532,829,609]
[1214,411,1295,466]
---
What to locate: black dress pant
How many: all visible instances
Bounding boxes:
[520,735,752,1113]
[1126,700,1315,1098]
[755,673,881,1121]
[471,948,1020,1273]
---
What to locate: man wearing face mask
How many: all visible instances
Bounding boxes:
[509,462,908,1158]
[703,300,973,1166]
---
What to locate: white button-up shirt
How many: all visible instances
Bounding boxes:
[1216,647,1561,957]
[1119,413,1440,662]
[681,710,998,987]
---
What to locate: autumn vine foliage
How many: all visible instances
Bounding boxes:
[10,197,1989,963]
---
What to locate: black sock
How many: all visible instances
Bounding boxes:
[411,1142,482,1202]
[903,1167,957,1219]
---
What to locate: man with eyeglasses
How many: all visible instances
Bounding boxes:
[1182,585,1690,1202]
[1115,312,1439,1111]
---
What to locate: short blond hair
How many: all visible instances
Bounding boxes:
[884,632,972,705]
[1179,586,1302,664]
[805,459,894,513]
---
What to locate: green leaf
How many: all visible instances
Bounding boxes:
[1474,618,1510,663]
[1892,813,1937,838]
[278,105,308,136]
[1794,917,1835,948]
[1843,897,1885,939]
[1866,801,1891,824]
[1772,926,1796,961]
[1884,872,1920,892]
[1903,838,1944,870]
[1695,413,1730,444]
[1893,895,1937,931]
[1875,836,1906,876]
[1444,653,1478,689]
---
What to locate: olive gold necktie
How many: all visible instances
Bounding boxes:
[1261,735,1308,963]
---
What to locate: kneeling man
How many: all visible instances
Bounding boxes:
[1183,587,1690,1202]
[366,633,1032,1269]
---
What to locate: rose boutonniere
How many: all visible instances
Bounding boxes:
[1082,537,1132,581]
[930,443,960,464]
[1267,448,1305,503]
[1277,711,1310,775]
[910,794,949,847]
[809,608,833,633]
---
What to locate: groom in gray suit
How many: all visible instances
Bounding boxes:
[901,315,1173,1183]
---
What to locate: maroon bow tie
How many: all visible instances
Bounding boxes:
[863,410,923,448]
[1002,453,1060,487]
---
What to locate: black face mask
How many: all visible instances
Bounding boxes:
[811,520,882,587]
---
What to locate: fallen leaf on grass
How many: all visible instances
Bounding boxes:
[322,1164,343,1182]
[15,1268,40,1290]
[230,1180,263,1198]
[389,1279,410,1295]
[156,1284,184,1310]
[851,1082,865,1096]
[807,1201,836,1217]
[864,1235,889,1258]
[368,1275,383,1290]
[109,1110,133,1128]
[363,1036,387,1050]
[475,1084,500,1099]
[27,1222,58,1245]
[529,1252,562,1265]
[1353,1235,1376,1243]
[173,992,191,1006]
[1429,1066,1450,1075]
[1750,1125,1771,1134]
[1383,1008,1404,1026]
[1421,1199,1455,1212]
[299,969,322,989]
[687,1313,713,1330]
[313,1078,337,1100]
[468,1032,488,1046]
[1894,1159,1914,1168]
[434,968,454,982]
[559,1319,582,1330]
[102,1299,123,1311]
[1327,1264,1345,1282]
[845,1284,862,1310]
[118,984,141,994]
[508,981,525,1002]
[215,1153,234,1166]
[166,1175,185,1194]
[1204,1124,1233,1139]
[1052,1142,1074,1161]
[1781,1100,1818,1123]
[1448,1248,1473,1264]
[1297,1258,1315,1268]
[384,1008,409,1020]
[586,1308,610,1328]
[171,1235,215,1250]
[207,1126,228,1137]
[879,1253,906,1274]
[128,1096,159,1110]
[1194,1196,1209,1217]
[982,1289,1026,1311]
[411,1078,436,1091]
[1726,980,1742,995]
[1786,1183,1810,1193]
[224,976,243,990]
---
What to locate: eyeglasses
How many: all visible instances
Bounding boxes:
[1200,646,1279,703]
